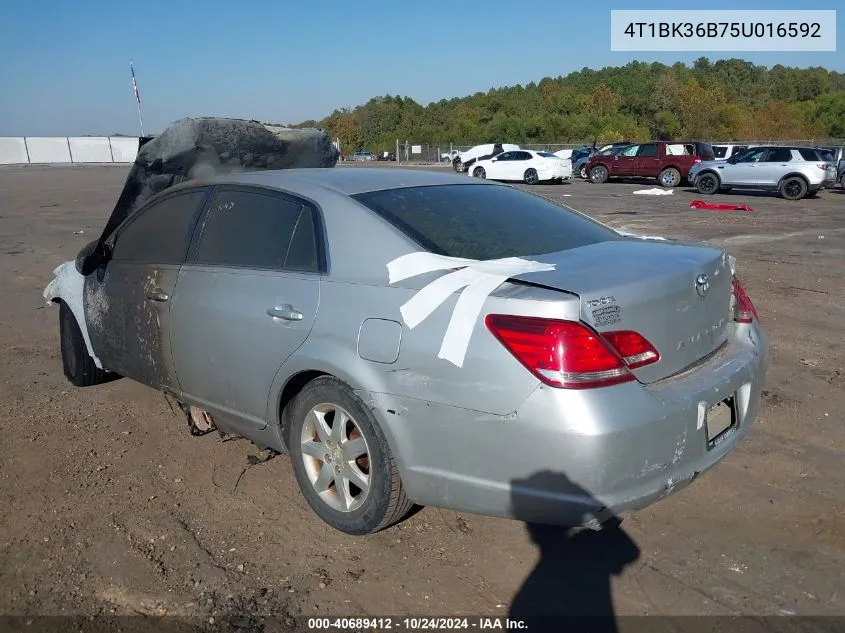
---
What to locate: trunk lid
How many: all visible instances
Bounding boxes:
[513,239,733,384]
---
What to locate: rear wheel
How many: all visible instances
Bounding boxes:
[659,167,681,188]
[452,158,463,173]
[523,168,539,185]
[590,165,608,184]
[579,165,588,179]
[59,301,106,387]
[779,176,808,200]
[839,173,845,189]
[695,172,720,195]
[473,166,486,179]
[287,376,413,535]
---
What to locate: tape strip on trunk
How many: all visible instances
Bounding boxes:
[387,252,556,367]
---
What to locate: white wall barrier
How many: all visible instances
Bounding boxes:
[68,137,114,163]
[108,137,139,163]
[0,137,29,164]
[26,137,72,163]
[0,136,139,165]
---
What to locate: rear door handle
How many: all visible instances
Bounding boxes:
[267,305,303,321]
[146,288,169,302]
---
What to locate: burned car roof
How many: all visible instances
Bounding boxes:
[98,117,339,243]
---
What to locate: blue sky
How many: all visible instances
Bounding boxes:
[0,0,842,136]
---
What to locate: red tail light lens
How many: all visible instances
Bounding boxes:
[485,315,658,389]
[601,331,660,369]
[732,278,758,323]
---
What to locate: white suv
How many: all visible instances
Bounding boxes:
[690,146,838,200]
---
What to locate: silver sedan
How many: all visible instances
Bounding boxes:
[45,168,768,535]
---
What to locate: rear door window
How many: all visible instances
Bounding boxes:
[636,144,658,157]
[192,188,318,271]
[111,189,208,264]
[763,148,794,162]
[353,184,620,260]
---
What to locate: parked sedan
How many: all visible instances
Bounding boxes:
[469,149,572,184]
[691,146,838,200]
[44,168,767,535]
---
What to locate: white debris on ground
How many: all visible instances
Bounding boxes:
[633,188,674,195]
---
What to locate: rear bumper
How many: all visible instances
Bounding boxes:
[382,322,768,526]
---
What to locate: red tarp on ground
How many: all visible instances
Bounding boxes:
[689,200,753,213]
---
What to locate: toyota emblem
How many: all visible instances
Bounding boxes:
[695,273,710,298]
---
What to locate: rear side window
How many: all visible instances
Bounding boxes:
[713,146,728,158]
[112,189,207,264]
[193,189,317,271]
[802,148,827,161]
[352,184,620,260]
[764,148,793,162]
[637,144,658,157]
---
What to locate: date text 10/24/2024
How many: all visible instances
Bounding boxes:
[609,10,837,52]
[307,617,528,630]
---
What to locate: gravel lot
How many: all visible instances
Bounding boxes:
[1,164,843,628]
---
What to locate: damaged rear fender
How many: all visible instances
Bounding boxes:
[43,261,104,369]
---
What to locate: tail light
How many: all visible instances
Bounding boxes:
[732,278,759,323]
[485,315,659,390]
[693,156,702,163]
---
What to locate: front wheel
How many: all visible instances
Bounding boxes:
[59,301,106,387]
[523,168,539,185]
[452,159,463,173]
[839,173,845,189]
[779,176,808,200]
[473,166,486,179]
[579,165,588,179]
[590,165,608,184]
[287,376,413,535]
[695,172,720,195]
[659,167,681,188]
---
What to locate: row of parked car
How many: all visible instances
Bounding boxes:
[447,141,844,200]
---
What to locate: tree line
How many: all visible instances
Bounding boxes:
[283,58,845,152]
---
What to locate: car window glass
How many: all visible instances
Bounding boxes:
[353,184,620,261]
[733,146,748,156]
[283,207,319,272]
[798,148,822,161]
[497,152,513,161]
[764,148,793,162]
[537,151,557,158]
[112,190,207,264]
[194,189,303,270]
[637,144,658,157]
[713,146,728,158]
[517,151,533,161]
[735,148,767,163]
[620,145,639,157]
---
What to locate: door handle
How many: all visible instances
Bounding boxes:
[146,288,169,302]
[267,305,303,321]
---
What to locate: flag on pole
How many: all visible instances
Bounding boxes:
[130,61,141,105]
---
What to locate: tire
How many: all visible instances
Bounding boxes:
[590,165,608,184]
[839,173,845,189]
[473,166,486,179]
[579,165,588,179]
[287,376,413,535]
[523,168,539,185]
[779,176,808,201]
[695,172,720,195]
[452,158,463,173]
[659,167,681,188]
[59,301,106,387]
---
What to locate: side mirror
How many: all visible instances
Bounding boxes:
[75,239,111,276]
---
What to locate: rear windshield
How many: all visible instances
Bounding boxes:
[352,184,619,260]
[537,151,557,158]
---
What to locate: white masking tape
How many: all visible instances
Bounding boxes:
[387,252,556,368]
[617,230,667,241]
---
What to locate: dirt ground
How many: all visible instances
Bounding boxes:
[0,165,843,629]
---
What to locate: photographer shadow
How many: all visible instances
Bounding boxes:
[509,471,641,633]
